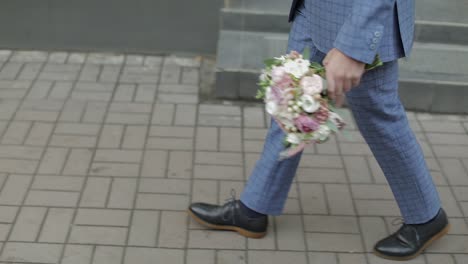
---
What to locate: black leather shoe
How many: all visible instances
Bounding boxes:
[374,208,450,261]
[188,199,268,239]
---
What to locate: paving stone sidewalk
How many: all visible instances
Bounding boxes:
[0,50,467,264]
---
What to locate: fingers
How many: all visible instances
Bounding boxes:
[335,94,345,107]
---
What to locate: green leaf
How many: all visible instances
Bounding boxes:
[302,47,310,60]
[326,120,339,133]
[264,58,278,67]
[365,54,384,71]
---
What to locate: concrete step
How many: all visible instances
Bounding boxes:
[215,30,468,113]
[220,0,468,45]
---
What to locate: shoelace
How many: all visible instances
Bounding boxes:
[391,217,420,247]
[222,189,237,224]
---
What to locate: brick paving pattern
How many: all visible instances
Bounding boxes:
[0,50,466,263]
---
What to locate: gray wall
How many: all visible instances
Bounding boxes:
[0,0,222,55]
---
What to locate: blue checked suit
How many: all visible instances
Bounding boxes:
[240,0,441,224]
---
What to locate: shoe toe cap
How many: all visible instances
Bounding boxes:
[374,238,415,257]
[189,203,218,217]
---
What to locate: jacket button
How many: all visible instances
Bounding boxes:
[370,44,376,50]
[374,31,381,37]
[372,38,379,43]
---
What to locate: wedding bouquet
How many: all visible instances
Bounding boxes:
[256,49,381,159]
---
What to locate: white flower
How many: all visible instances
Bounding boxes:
[286,133,301,145]
[283,59,310,78]
[271,66,287,83]
[259,72,268,82]
[328,112,345,128]
[313,125,331,141]
[300,94,321,113]
[300,75,323,95]
[266,101,279,115]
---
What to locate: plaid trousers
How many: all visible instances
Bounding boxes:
[240,6,441,224]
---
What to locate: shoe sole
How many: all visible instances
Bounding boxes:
[187,209,267,239]
[373,223,451,261]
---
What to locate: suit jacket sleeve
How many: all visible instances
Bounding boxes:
[333,0,397,64]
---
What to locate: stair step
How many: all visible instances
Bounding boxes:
[221,0,468,45]
[215,30,468,113]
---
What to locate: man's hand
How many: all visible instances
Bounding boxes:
[323,48,366,107]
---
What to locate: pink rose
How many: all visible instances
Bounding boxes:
[271,66,287,83]
[294,115,320,133]
[271,66,294,89]
[300,75,323,95]
[288,50,301,59]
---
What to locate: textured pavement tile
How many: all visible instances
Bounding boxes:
[107,178,137,209]
[216,250,246,264]
[62,244,93,264]
[38,208,74,243]
[243,107,265,128]
[437,186,463,217]
[307,233,364,252]
[191,180,218,205]
[69,226,127,245]
[426,254,455,264]
[325,184,356,215]
[139,179,190,194]
[187,250,215,264]
[0,51,466,263]
[194,165,243,180]
[351,184,393,200]
[248,251,307,264]
[343,156,373,183]
[136,193,189,210]
[439,158,468,185]
[168,151,193,179]
[89,162,139,177]
[303,215,359,233]
[300,154,343,169]
[26,122,55,146]
[420,121,466,133]
[275,215,306,250]
[32,175,84,191]
[309,252,337,264]
[454,254,468,264]
[367,253,426,263]
[296,168,347,183]
[1,242,63,263]
[188,230,245,249]
[124,248,184,264]
[299,183,328,214]
[0,175,33,205]
[93,246,124,264]
[0,206,19,223]
[10,207,47,241]
[427,235,468,254]
[195,151,243,166]
[247,220,276,250]
[152,103,175,125]
[141,150,168,178]
[355,200,400,217]
[128,210,159,247]
[80,177,111,207]
[25,190,79,207]
[75,209,131,226]
[195,127,218,151]
[157,211,188,248]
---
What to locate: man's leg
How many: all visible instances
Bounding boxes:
[345,60,441,224]
[188,3,323,238]
[240,5,325,216]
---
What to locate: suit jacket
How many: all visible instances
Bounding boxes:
[288,0,414,63]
